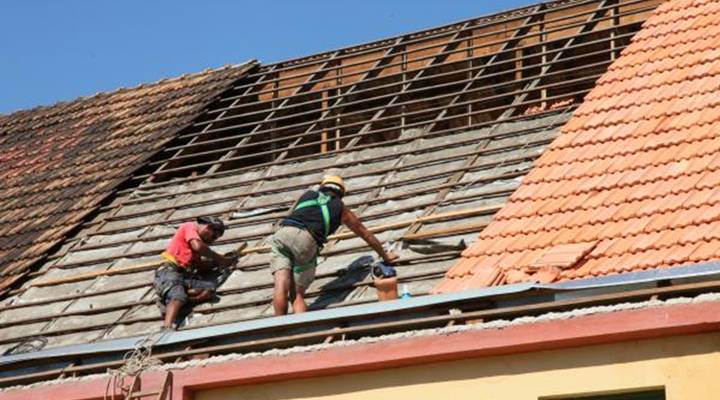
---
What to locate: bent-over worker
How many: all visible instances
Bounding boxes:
[270,175,397,315]
[155,216,237,329]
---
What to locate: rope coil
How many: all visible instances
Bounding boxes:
[104,329,170,400]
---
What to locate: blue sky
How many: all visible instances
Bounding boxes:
[0,1,538,114]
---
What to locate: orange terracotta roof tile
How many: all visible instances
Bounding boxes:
[530,266,561,284]
[446,256,478,279]
[505,268,531,284]
[435,0,720,292]
[459,265,502,291]
[530,242,597,270]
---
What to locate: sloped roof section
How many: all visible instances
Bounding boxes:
[0,0,661,385]
[0,61,256,292]
[435,0,720,293]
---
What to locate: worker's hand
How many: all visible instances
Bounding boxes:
[221,254,239,268]
[382,251,399,265]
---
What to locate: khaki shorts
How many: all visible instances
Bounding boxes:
[270,226,319,289]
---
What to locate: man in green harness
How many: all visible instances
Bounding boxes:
[270,175,398,315]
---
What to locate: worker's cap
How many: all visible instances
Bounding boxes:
[320,175,346,196]
[196,216,225,236]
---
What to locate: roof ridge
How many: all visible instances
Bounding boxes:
[260,0,582,70]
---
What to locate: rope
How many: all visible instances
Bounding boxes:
[3,336,47,355]
[104,328,172,400]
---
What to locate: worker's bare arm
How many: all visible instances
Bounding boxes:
[189,239,231,267]
[341,206,398,264]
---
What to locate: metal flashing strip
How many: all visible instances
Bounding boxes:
[546,262,720,290]
[3,261,720,367]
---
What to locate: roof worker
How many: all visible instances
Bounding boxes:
[270,175,398,315]
[155,216,237,329]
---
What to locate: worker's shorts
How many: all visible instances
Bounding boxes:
[154,262,216,305]
[270,226,319,289]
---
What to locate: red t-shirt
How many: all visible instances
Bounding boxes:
[165,222,201,268]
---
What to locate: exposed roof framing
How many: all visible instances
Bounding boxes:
[136,0,661,183]
[0,0,661,389]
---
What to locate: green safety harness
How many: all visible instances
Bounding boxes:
[293,191,332,241]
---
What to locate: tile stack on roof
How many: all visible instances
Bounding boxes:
[0,62,255,293]
[435,0,720,293]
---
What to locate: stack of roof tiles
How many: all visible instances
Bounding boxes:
[0,62,255,293]
[435,0,720,293]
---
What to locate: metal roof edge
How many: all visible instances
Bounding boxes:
[3,261,720,367]
[544,262,720,290]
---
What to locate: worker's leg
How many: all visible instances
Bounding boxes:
[164,299,184,328]
[292,253,318,314]
[154,265,188,329]
[186,288,212,303]
[270,226,317,314]
[186,279,217,304]
[273,269,295,315]
[270,228,297,315]
[293,286,308,313]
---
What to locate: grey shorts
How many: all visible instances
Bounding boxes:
[154,262,216,304]
[270,226,319,289]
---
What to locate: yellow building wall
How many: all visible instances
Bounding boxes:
[197,332,720,400]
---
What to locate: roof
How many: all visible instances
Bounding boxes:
[435,0,720,293]
[0,0,661,386]
[0,61,256,294]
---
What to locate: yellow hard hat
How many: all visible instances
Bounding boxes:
[320,175,346,194]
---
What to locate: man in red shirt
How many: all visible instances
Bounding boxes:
[155,216,237,329]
